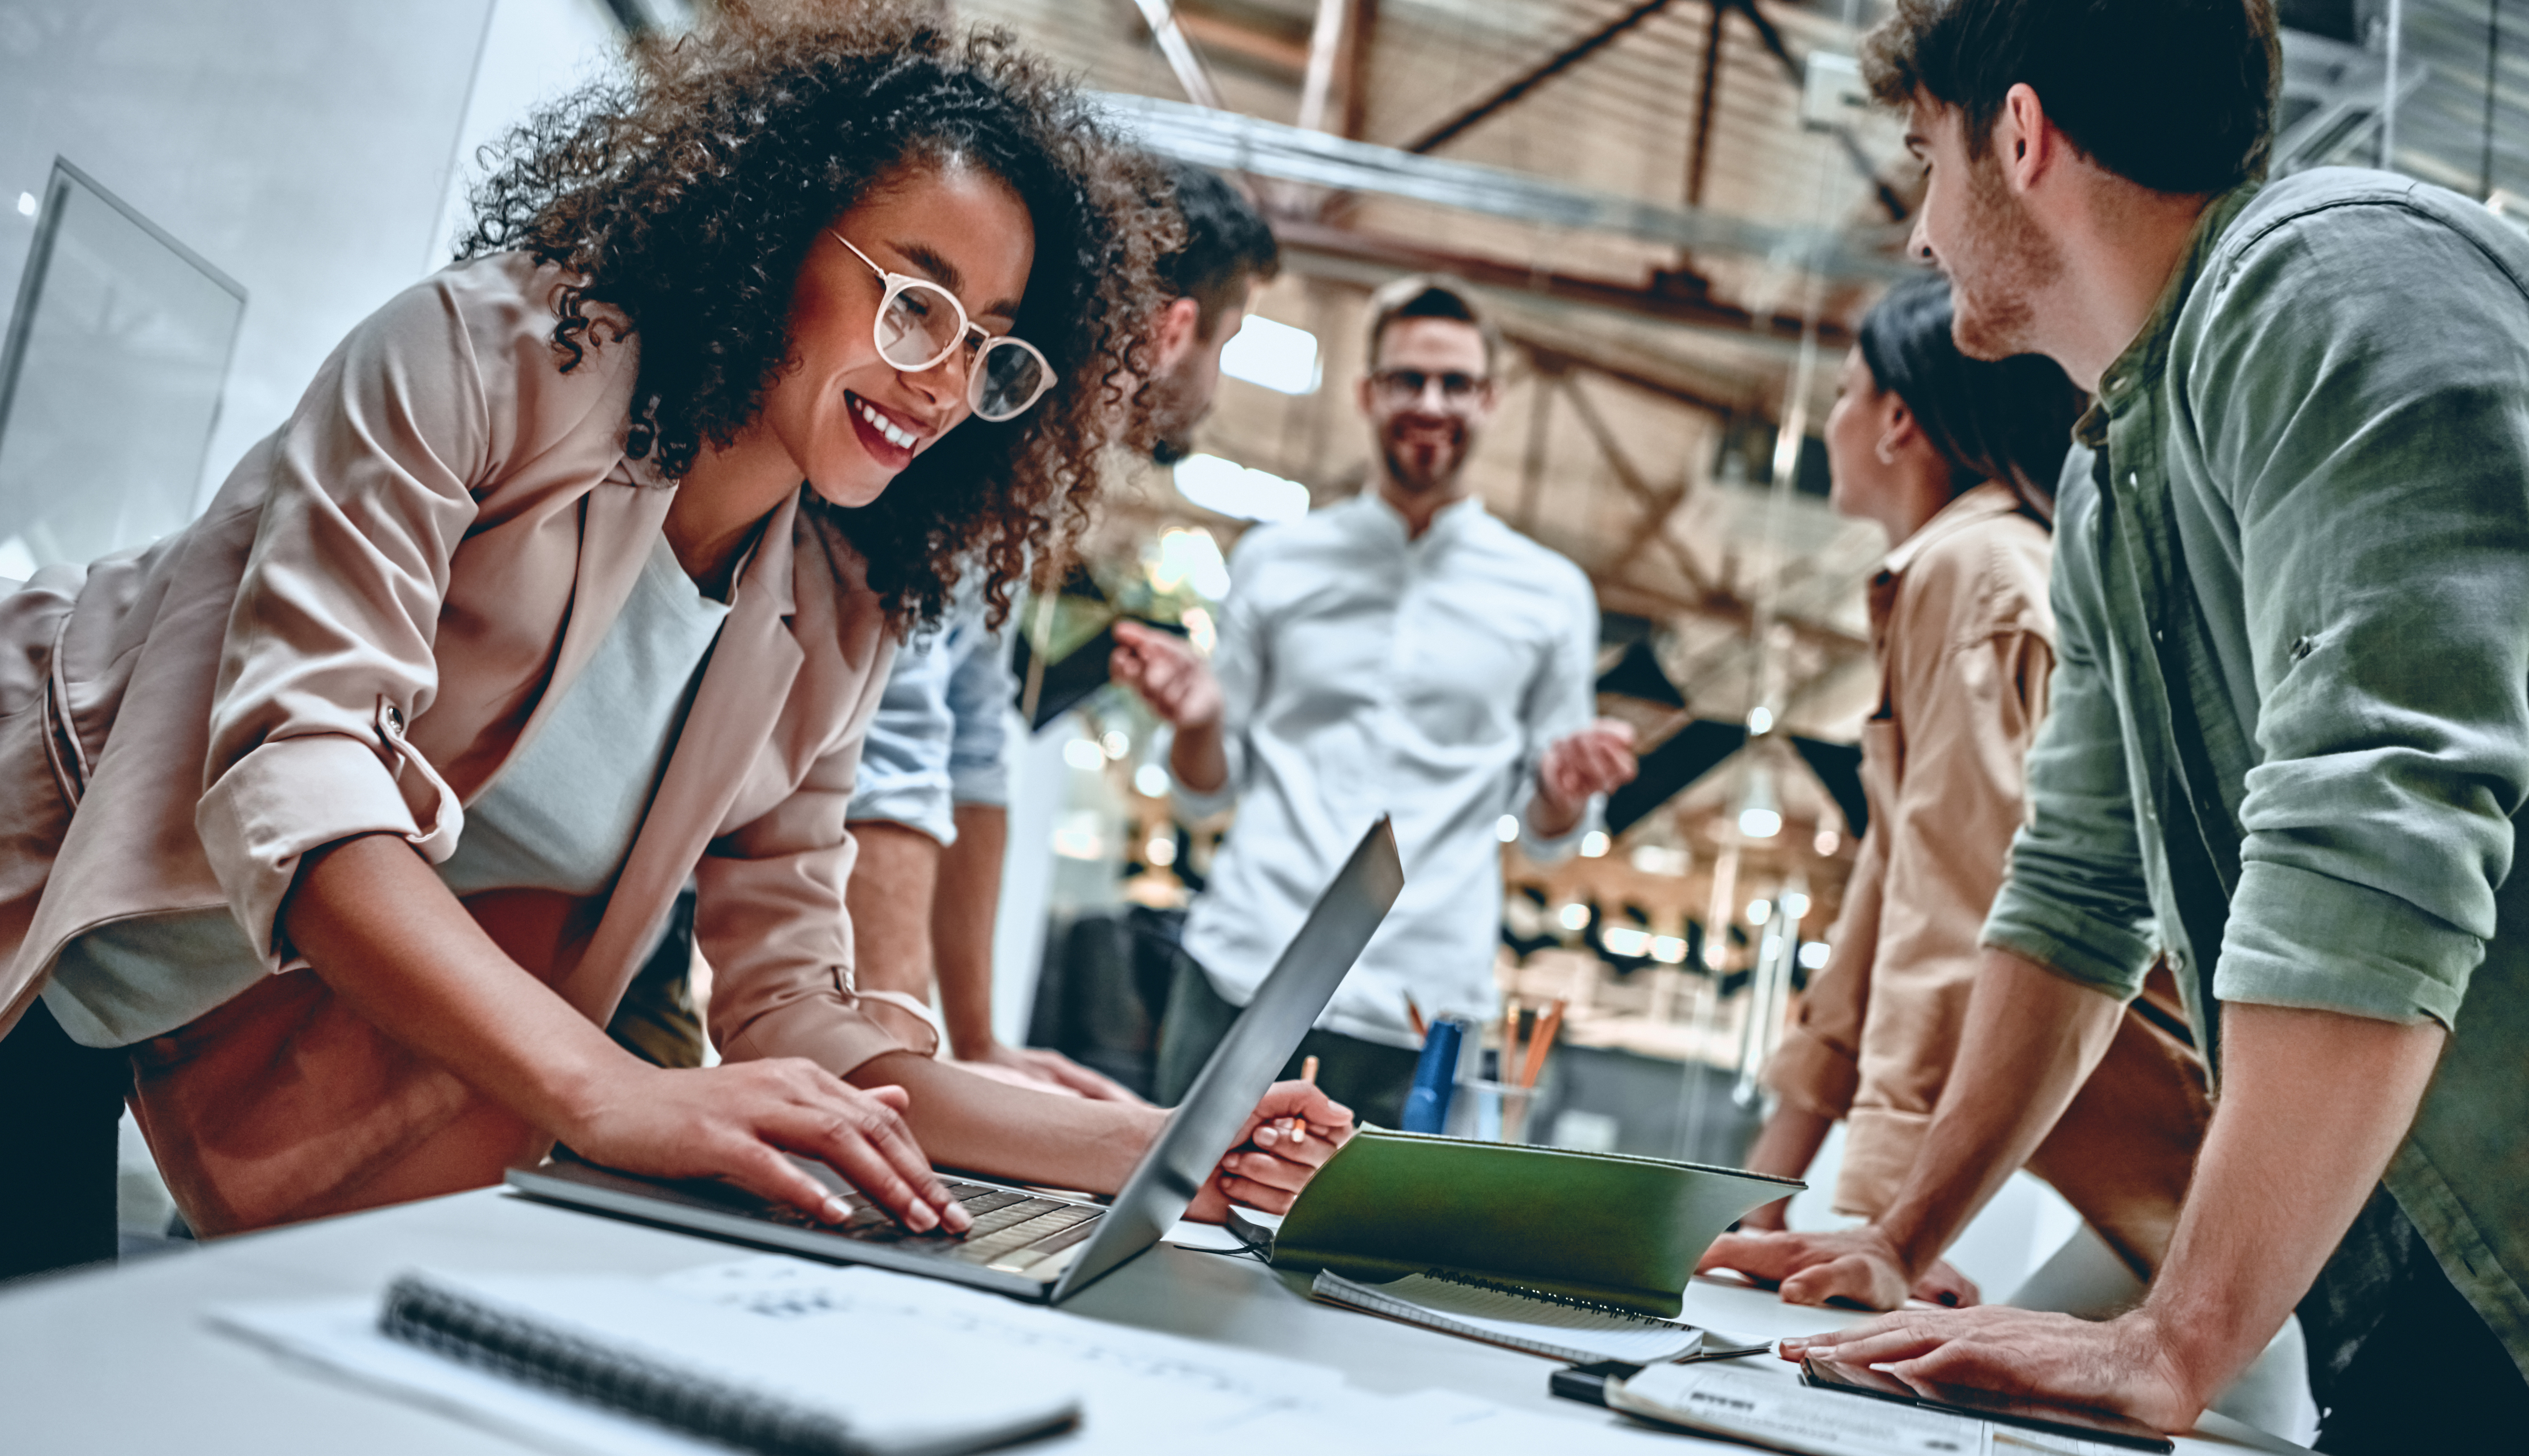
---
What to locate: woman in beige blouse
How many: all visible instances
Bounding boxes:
[1710,275,2208,1308]
[0,5,1344,1278]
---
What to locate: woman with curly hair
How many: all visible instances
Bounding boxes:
[0,3,1345,1279]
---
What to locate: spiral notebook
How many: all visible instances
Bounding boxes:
[1309,1269,1706,1363]
[372,1269,1080,1456]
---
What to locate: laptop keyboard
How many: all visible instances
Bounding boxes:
[752,1179,1104,1268]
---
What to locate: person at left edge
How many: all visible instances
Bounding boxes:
[824,160,1283,1099]
[0,6,1344,1279]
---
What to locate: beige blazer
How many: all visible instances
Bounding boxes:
[0,253,904,1230]
[1763,483,2209,1278]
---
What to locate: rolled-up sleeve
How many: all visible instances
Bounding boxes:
[942,619,1013,809]
[193,274,505,966]
[1983,464,2160,999]
[1514,565,1602,862]
[2192,205,2529,1029]
[846,626,957,843]
[1767,823,1883,1119]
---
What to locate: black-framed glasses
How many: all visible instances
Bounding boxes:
[1369,367,1489,407]
[830,231,1053,422]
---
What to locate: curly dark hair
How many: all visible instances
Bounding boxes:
[457,1,1178,629]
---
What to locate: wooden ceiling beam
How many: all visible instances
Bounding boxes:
[1404,0,1684,154]
[1271,216,1855,353]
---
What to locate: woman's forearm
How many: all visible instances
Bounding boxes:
[1877,948,2123,1277]
[848,1049,1164,1191]
[282,832,626,1137]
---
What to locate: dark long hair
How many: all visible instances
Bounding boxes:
[1856,272,2086,521]
[457,2,1178,628]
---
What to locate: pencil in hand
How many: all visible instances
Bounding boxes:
[1272,1053,1326,1145]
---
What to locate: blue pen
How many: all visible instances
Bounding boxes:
[1400,1016,1463,1133]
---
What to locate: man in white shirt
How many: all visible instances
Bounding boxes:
[1114,276,1638,1125]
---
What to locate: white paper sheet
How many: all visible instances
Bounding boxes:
[212,1255,1679,1456]
[1612,1361,1995,1456]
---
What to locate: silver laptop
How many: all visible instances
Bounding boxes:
[507,816,1404,1303]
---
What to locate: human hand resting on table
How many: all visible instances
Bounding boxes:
[567,1059,974,1236]
[1780,1307,2199,1434]
[1182,1080,1356,1222]
[956,1039,1148,1104]
[1698,1224,1978,1310]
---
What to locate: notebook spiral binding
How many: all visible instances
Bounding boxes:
[380,1273,868,1456]
[1421,1269,1679,1326]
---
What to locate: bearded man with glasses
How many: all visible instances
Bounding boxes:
[1114,275,1638,1127]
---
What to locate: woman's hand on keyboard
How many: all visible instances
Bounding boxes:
[1183,1080,1355,1221]
[569,1058,973,1236]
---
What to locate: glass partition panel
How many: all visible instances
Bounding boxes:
[0,159,245,580]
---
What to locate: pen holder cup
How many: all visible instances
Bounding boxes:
[1447,1077,1538,1144]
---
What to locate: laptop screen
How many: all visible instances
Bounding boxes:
[1051,816,1403,1298]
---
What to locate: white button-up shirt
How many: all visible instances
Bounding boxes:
[1179,491,1600,1047]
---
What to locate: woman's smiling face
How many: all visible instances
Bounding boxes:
[765,158,1037,509]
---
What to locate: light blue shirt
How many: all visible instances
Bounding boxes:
[1181,492,1600,1048]
[846,581,1013,845]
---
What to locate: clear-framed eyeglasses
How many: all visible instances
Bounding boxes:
[1368,367,1489,409]
[829,231,1053,422]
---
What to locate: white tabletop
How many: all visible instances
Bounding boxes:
[0,1188,2307,1455]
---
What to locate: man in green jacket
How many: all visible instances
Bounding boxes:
[1701,0,2529,1446]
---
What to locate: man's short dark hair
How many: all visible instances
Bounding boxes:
[1363,274,1502,374]
[1155,160,1280,338]
[1861,0,2279,195]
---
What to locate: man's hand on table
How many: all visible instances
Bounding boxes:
[954,1040,1148,1104]
[1183,1080,1355,1222]
[1782,1306,2200,1434]
[1698,1225,1979,1310]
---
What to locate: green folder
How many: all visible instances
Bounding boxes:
[1257,1128,1802,1318]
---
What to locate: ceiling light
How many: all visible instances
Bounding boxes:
[1219,314,1321,394]
[1736,763,1781,840]
[1173,454,1310,523]
[1133,763,1170,797]
[1630,844,1689,876]
[1649,935,1687,964]
[1602,926,1650,957]
[1496,814,1520,843]
[1150,527,1231,599]
[1579,830,1609,858]
[1061,738,1105,771]
[1798,940,1831,969]
[1558,902,1590,931]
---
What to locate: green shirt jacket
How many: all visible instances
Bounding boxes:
[1981,166,2529,1377]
